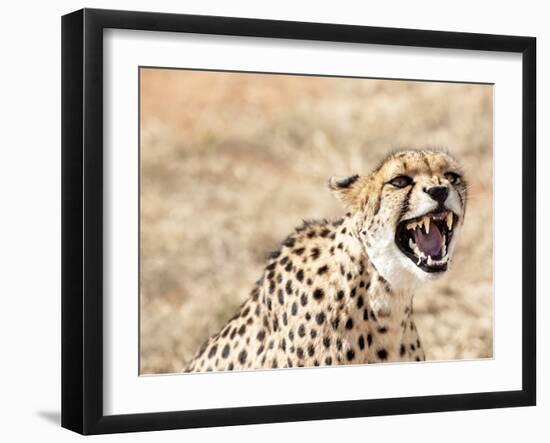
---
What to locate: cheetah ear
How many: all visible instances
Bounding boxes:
[328,174,366,210]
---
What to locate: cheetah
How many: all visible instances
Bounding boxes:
[184,149,467,372]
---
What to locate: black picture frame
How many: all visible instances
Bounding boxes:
[61,8,536,435]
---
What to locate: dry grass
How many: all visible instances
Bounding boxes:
[139,68,493,374]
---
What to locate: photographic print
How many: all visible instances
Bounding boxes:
[62,10,535,433]
[139,68,493,375]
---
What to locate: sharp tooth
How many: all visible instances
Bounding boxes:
[447,212,453,230]
[427,255,433,266]
[425,216,430,234]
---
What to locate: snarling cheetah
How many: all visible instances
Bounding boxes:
[184,149,467,372]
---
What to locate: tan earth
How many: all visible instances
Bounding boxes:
[139,68,493,374]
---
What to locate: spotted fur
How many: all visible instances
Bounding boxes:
[184,150,467,372]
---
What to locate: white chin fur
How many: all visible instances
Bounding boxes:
[366,229,460,291]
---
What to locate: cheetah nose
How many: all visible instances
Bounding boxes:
[425,186,449,205]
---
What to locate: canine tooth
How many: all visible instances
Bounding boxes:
[427,255,433,266]
[447,212,453,230]
[424,216,430,234]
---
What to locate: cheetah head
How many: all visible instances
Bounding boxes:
[330,150,467,289]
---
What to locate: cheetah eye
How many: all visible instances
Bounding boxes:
[444,172,462,185]
[389,175,413,188]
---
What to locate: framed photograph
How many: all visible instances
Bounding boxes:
[61,8,536,435]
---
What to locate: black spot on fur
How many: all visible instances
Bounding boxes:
[238,350,247,364]
[282,236,296,248]
[222,344,230,358]
[377,349,388,360]
[345,318,354,330]
[311,248,321,260]
[358,335,365,350]
[317,265,328,275]
[346,349,355,361]
[336,290,344,301]
[300,293,308,306]
[208,345,217,359]
[257,329,265,341]
[315,312,326,325]
[285,280,293,295]
[400,344,406,356]
[367,333,373,346]
[294,247,305,255]
[296,269,304,282]
[291,302,298,316]
[298,324,306,337]
[323,336,331,348]
[313,288,324,301]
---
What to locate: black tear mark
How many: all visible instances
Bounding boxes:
[399,182,415,220]
[373,189,382,216]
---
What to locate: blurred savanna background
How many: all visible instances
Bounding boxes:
[139,68,493,375]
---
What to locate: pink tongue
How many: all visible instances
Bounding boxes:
[414,224,443,257]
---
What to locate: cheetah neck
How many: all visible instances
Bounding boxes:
[334,216,417,356]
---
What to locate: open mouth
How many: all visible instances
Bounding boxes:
[395,210,458,273]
